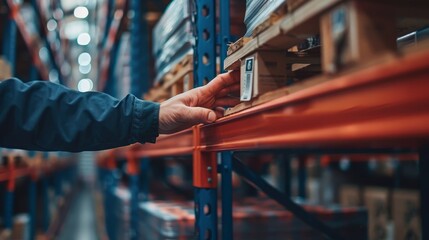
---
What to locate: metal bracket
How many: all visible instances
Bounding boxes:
[193,125,217,188]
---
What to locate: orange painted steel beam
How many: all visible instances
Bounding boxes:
[200,49,429,152]
[113,49,429,159]
[193,125,217,188]
[133,128,194,158]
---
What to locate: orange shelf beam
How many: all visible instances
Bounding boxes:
[200,49,429,152]
[116,48,429,159]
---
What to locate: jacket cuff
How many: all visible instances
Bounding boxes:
[132,99,160,143]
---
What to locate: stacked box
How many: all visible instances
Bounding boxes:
[152,0,194,82]
[153,0,246,84]
[340,185,362,207]
[11,214,30,240]
[139,198,367,240]
[244,0,286,37]
[364,187,390,240]
[392,189,420,240]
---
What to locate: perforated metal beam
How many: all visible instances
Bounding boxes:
[194,0,216,87]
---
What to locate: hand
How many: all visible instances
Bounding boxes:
[159,71,240,134]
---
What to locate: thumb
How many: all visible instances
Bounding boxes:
[187,106,217,124]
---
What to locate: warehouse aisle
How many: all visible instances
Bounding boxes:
[57,186,99,240]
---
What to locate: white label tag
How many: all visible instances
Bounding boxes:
[241,56,254,101]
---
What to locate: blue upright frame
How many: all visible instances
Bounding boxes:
[2,2,17,75]
[193,0,216,87]
[129,174,139,240]
[220,152,233,240]
[140,158,150,201]
[194,0,218,239]
[4,188,14,230]
[219,0,230,73]
[130,0,149,97]
[2,5,17,231]
[28,179,37,240]
[420,149,429,240]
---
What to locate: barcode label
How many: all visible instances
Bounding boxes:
[241,56,254,101]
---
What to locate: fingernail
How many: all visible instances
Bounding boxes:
[207,112,216,122]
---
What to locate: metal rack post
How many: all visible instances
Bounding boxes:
[193,0,218,238]
[298,156,307,199]
[140,157,150,201]
[54,168,63,202]
[220,152,233,240]
[127,153,140,240]
[1,3,17,75]
[283,155,292,196]
[420,149,428,240]
[193,0,216,87]
[105,41,120,96]
[129,0,149,96]
[28,176,37,240]
[103,155,117,240]
[41,174,50,232]
[219,0,230,73]
[4,157,15,231]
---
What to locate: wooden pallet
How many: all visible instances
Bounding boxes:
[225,49,406,116]
[145,55,194,102]
[224,0,429,115]
[226,1,309,57]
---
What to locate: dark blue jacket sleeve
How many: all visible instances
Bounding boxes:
[0,78,159,152]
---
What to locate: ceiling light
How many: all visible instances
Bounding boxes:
[74,6,89,19]
[77,33,91,45]
[78,78,93,92]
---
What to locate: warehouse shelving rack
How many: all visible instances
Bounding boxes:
[0,152,77,240]
[3,0,62,81]
[97,0,127,92]
[98,0,429,240]
[1,1,77,239]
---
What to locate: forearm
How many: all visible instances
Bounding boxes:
[0,78,159,152]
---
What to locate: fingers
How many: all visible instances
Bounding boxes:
[186,106,217,124]
[217,82,241,98]
[214,107,225,119]
[206,70,240,94]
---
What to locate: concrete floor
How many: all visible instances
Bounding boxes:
[57,186,99,240]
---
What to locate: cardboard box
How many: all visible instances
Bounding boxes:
[364,187,390,240]
[340,185,362,207]
[240,51,286,101]
[393,189,420,240]
[320,1,396,73]
[0,57,12,80]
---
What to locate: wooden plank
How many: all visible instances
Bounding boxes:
[226,74,330,115]
[224,0,342,71]
[162,55,193,89]
[227,37,251,56]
